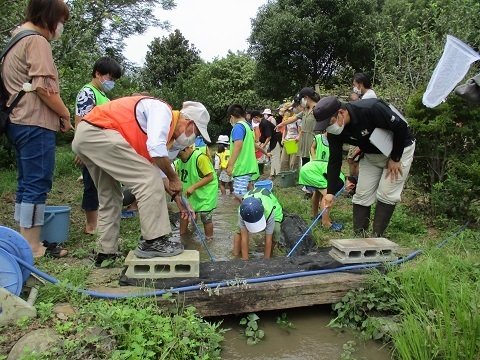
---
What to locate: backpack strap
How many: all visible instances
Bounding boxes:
[1,30,43,114]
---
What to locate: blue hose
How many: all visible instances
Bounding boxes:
[8,222,470,300]
[180,195,215,262]
[287,184,345,257]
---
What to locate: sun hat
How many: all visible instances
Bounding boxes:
[180,101,211,142]
[262,108,272,115]
[217,135,230,145]
[239,197,266,233]
[313,96,342,131]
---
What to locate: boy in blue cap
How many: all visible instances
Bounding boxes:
[234,187,283,260]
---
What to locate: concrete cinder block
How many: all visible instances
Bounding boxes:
[124,250,200,279]
[329,237,398,264]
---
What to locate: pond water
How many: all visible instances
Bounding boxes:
[177,190,392,359]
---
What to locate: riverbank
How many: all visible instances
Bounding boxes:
[0,145,479,359]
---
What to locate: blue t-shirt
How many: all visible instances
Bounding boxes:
[232,122,250,141]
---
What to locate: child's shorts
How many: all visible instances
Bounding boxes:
[198,210,213,224]
[233,175,251,196]
[219,170,232,183]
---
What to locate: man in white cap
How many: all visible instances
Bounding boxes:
[72,95,211,263]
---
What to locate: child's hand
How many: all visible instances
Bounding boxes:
[186,186,195,197]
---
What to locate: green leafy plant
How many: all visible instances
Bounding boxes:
[276,312,296,330]
[239,313,264,345]
[341,340,358,360]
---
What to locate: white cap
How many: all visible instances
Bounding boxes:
[180,101,211,142]
[217,135,229,145]
[262,108,272,115]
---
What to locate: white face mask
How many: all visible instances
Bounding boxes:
[353,86,362,95]
[175,131,197,147]
[326,114,345,135]
[300,98,307,107]
[51,22,64,41]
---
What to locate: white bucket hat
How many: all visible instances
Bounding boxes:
[180,101,211,142]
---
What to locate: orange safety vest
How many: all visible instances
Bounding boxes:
[83,96,178,163]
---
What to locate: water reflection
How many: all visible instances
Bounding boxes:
[179,190,391,359]
[218,306,391,360]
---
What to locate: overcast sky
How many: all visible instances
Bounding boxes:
[123,0,269,65]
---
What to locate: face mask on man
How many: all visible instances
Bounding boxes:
[51,22,64,41]
[353,86,362,95]
[101,77,115,92]
[175,123,197,147]
[326,114,345,135]
[300,98,307,107]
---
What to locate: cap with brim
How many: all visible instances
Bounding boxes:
[240,197,266,233]
[180,101,211,142]
[217,134,229,145]
[262,108,272,115]
[313,96,342,132]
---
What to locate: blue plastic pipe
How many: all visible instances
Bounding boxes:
[9,222,469,300]
[287,184,345,257]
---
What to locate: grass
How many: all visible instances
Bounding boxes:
[1,145,479,359]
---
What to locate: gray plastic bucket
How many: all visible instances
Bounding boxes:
[40,206,71,244]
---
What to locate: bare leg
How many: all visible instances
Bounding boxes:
[85,209,98,234]
[264,233,273,259]
[219,181,226,195]
[204,222,214,239]
[240,228,249,260]
[179,217,189,235]
[319,189,332,227]
[233,232,241,256]
[312,190,321,218]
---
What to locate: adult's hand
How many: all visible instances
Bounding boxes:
[60,118,74,133]
[175,196,195,220]
[324,194,335,208]
[74,155,84,167]
[227,164,233,177]
[385,159,403,182]
[169,178,183,194]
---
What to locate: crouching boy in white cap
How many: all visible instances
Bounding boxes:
[234,187,283,260]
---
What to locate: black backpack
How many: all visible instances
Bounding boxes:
[0,30,41,136]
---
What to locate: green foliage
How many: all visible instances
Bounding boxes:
[276,312,296,330]
[142,29,202,91]
[249,0,379,99]
[239,313,264,345]
[330,241,480,359]
[340,340,359,360]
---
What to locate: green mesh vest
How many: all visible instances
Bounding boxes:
[230,121,260,180]
[313,133,330,161]
[176,149,218,212]
[243,187,283,222]
[84,84,109,106]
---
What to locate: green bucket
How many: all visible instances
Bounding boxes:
[277,171,297,188]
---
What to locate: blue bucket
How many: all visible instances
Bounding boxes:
[40,206,71,244]
[254,180,273,191]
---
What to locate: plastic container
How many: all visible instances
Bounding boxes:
[277,170,297,188]
[39,206,71,244]
[283,140,298,155]
[254,180,273,191]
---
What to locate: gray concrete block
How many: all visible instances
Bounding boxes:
[124,250,200,279]
[329,237,398,264]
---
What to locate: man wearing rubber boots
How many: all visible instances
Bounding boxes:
[72,96,211,264]
[313,96,415,238]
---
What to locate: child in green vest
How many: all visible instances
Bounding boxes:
[175,146,219,240]
[234,187,283,260]
[74,57,122,237]
[299,131,345,231]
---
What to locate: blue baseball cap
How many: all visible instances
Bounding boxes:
[239,197,266,233]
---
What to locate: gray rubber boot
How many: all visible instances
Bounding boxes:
[372,201,396,238]
[353,204,371,237]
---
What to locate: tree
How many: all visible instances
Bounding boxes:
[159,51,272,142]
[248,0,379,100]
[142,29,202,90]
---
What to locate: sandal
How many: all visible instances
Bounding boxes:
[42,241,68,258]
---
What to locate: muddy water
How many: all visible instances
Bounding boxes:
[178,191,391,359]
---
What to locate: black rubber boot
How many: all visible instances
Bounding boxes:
[353,204,371,237]
[372,201,396,238]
